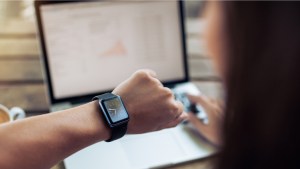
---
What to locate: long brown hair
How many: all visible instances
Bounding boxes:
[218,2,300,169]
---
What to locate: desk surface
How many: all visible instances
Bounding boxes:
[0,17,221,169]
[51,157,215,169]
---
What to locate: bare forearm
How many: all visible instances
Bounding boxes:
[0,70,186,169]
[0,101,109,169]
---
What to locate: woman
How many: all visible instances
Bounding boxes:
[189,1,300,169]
[1,1,300,169]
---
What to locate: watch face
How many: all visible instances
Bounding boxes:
[103,97,129,123]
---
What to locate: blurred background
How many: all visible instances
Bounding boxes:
[0,1,221,169]
[0,0,220,115]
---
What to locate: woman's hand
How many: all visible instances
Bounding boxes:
[187,94,224,146]
[113,69,187,134]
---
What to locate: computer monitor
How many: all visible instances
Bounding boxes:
[35,0,188,104]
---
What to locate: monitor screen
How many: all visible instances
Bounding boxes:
[38,1,186,100]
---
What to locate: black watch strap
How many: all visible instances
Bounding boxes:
[92,93,128,142]
[106,122,127,142]
[93,93,115,100]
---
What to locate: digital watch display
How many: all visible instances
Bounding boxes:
[93,93,129,142]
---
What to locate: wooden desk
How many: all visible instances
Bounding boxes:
[0,18,221,169]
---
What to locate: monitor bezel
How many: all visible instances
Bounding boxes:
[34,0,189,105]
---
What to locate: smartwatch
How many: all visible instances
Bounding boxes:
[93,93,129,142]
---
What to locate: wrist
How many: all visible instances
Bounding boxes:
[86,101,111,141]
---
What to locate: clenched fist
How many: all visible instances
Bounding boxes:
[113,69,187,134]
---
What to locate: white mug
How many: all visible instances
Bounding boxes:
[0,104,26,124]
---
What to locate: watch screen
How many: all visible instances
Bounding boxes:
[104,97,129,123]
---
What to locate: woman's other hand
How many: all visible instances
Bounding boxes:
[113,69,188,134]
[187,94,224,146]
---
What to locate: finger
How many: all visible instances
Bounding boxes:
[164,112,188,129]
[187,94,207,104]
[187,112,210,137]
[144,69,157,78]
[153,78,163,87]
[174,100,184,117]
[133,69,157,80]
[187,94,210,109]
[188,112,221,145]
[216,99,225,109]
[188,112,206,129]
[208,98,218,104]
